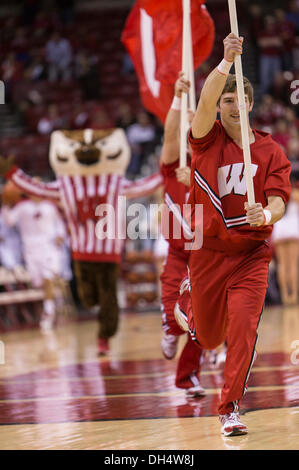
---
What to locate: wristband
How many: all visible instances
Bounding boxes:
[171,95,181,110]
[217,59,233,76]
[263,209,272,225]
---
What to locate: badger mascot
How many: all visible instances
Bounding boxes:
[0,128,162,354]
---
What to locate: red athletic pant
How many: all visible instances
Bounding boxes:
[160,246,203,389]
[188,242,272,413]
[161,247,189,336]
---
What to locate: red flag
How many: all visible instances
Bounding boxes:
[121,0,215,122]
[138,0,205,17]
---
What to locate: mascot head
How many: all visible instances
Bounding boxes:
[49,128,130,176]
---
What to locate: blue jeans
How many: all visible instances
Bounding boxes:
[259,55,282,94]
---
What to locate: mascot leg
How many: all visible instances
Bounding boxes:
[73,260,119,355]
[73,260,98,309]
[97,263,119,351]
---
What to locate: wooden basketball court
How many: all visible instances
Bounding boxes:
[0,304,298,450]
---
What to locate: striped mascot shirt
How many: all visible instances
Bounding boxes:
[7,167,162,263]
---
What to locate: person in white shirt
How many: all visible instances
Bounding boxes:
[2,196,68,330]
[126,112,157,175]
[45,31,73,82]
[271,186,299,305]
[0,207,23,269]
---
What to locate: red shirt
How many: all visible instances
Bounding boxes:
[188,120,291,253]
[160,158,192,253]
[277,19,296,50]
[257,29,282,56]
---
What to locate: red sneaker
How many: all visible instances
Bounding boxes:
[98,338,109,356]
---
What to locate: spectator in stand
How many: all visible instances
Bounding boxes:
[286,0,299,34]
[253,94,284,129]
[116,103,136,130]
[25,49,46,81]
[126,111,157,176]
[0,17,17,48]
[122,52,134,75]
[275,8,296,71]
[285,107,299,130]
[272,118,291,153]
[269,71,295,104]
[37,104,68,135]
[33,10,53,40]
[288,134,299,161]
[74,48,100,100]
[248,4,264,74]
[70,104,91,129]
[284,109,299,162]
[90,108,114,129]
[0,53,24,102]
[257,15,283,95]
[45,31,73,82]
[18,89,45,120]
[11,27,31,66]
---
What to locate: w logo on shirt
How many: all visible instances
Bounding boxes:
[218,163,258,198]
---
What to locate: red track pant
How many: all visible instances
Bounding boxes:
[188,242,272,413]
[160,246,203,389]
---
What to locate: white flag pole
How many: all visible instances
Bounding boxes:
[228,0,255,205]
[187,4,196,112]
[180,0,190,168]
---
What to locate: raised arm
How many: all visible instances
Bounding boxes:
[160,72,191,165]
[6,166,61,200]
[0,155,60,200]
[191,33,243,139]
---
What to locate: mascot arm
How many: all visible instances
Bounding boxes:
[120,173,162,199]
[5,166,61,200]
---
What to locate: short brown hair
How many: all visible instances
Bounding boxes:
[217,74,254,106]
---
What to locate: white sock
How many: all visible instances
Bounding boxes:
[43,299,56,316]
